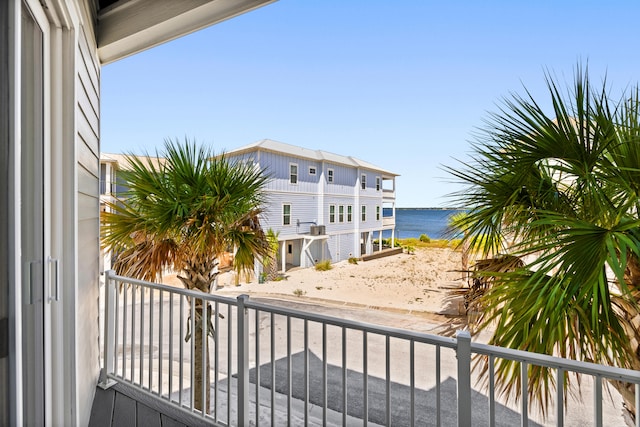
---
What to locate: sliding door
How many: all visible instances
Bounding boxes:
[21,1,53,424]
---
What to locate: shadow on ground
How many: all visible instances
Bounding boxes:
[241,350,541,427]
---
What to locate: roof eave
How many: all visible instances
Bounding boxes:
[97,0,277,65]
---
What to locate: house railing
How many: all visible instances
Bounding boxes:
[382,216,395,227]
[99,271,640,426]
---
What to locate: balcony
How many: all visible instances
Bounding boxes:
[382,188,395,201]
[100,180,117,195]
[96,271,639,426]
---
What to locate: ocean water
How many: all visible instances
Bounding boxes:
[382,208,464,240]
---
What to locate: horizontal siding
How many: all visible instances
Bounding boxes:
[359,199,383,230]
[77,107,99,155]
[324,162,356,195]
[261,193,319,237]
[324,197,356,233]
[260,151,320,194]
[76,25,101,427]
[78,136,99,177]
[78,17,100,95]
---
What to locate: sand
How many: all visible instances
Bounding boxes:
[207,247,467,317]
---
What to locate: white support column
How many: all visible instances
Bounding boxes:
[456,330,472,426]
[236,295,250,426]
[281,240,286,272]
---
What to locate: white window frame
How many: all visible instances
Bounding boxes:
[329,204,336,223]
[283,204,291,225]
[361,174,366,190]
[309,166,316,175]
[327,168,334,183]
[347,205,353,222]
[339,205,344,223]
[361,205,366,222]
[289,163,298,184]
[376,176,381,191]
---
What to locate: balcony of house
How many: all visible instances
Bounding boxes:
[382,204,395,228]
[382,177,396,201]
[100,180,118,196]
[93,271,638,427]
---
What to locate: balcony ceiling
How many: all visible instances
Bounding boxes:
[97,0,276,64]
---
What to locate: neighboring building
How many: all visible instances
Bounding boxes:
[101,140,399,273]
[1,1,276,425]
[99,153,164,270]
[225,139,400,271]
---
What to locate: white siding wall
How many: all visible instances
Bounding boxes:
[324,163,356,195]
[324,196,356,233]
[261,151,321,194]
[75,25,100,425]
[360,195,384,231]
[261,193,319,237]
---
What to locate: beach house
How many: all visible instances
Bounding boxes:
[1,0,276,424]
[225,139,400,271]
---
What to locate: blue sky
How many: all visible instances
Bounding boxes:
[101,0,640,207]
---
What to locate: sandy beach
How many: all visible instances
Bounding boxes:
[163,248,465,315]
[165,247,467,320]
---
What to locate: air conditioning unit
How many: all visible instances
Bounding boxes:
[310,225,326,236]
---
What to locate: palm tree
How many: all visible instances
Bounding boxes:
[444,65,640,418]
[264,228,281,281]
[101,139,270,413]
[447,211,472,280]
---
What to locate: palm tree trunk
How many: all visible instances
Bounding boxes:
[193,302,211,413]
[178,259,217,414]
[612,254,640,420]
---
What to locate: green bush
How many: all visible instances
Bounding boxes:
[348,257,359,264]
[419,234,431,243]
[315,259,333,271]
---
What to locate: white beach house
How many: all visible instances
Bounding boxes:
[225,139,400,271]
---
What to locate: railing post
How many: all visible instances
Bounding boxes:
[98,270,117,389]
[456,330,472,427]
[237,295,250,426]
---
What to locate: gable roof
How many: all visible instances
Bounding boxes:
[226,139,400,177]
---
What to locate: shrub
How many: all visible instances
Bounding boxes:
[404,245,415,255]
[419,234,431,243]
[293,288,306,297]
[315,259,332,271]
[348,257,359,265]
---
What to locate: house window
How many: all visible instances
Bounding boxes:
[290,163,298,184]
[329,205,336,223]
[327,168,334,183]
[376,177,381,191]
[347,205,353,222]
[339,205,344,223]
[361,174,366,190]
[361,205,366,222]
[283,204,291,225]
[309,166,316,175]
[376,206,381,221]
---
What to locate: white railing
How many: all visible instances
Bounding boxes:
[99,271,640,426]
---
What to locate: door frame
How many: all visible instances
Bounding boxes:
[10,0,72,425]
